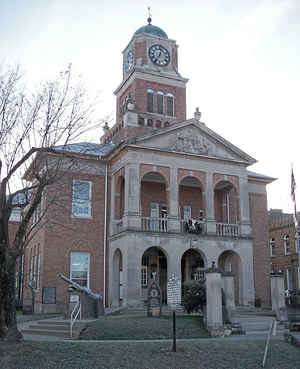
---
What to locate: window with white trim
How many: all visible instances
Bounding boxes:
[295,232,299,253]
[70,252,90,288]
[284,234,290,255]
[166,93,174,116]
[183,205,192,220]
[147,89,154,113]
[72,180,92,217]
[270,238,276,257]
[157,91,164,114]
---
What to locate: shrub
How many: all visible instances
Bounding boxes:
[182,280,206,314]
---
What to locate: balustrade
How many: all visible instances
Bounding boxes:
[216,222,240,237]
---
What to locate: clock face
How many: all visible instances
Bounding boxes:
[149,44,170,66]
[125,50,134,72]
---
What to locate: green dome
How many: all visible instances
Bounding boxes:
[134,24,168,39]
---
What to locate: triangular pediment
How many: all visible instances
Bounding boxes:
[133,119,256,165]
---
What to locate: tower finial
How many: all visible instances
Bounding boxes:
[147,6,152,25]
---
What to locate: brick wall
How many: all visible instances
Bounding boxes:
[249,192,271,305]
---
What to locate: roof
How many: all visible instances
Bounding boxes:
[247,170,276,183]
[134,24,168,39]
[53,142,115,157]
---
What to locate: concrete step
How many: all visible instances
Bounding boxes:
[29,324,71,331]
[36,320,70,326]
[22,328,70,338]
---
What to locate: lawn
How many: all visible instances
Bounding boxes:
[79,314,209,340]
[1,340,300,369]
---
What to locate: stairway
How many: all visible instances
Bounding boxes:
[21,319,85,340]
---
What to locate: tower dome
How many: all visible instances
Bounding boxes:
[134,24,168,39]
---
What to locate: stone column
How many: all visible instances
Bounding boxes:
[222,272,236,323]
[205,172,216,235]
[168,167,180,232]
[205,262,223,336]
[239,176,252,236]
[123,164,140,229]
[270,272,287,321]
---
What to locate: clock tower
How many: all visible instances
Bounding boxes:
[102,17,188,144]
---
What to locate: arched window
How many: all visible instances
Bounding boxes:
[157,91,164,114]
[147,89,154,113]
[147,118,153,127]
[269,238,276,257]
[138,117,145,126]
[283,234,290,255]
[156,120,161,128]
[166,93,174,116]
[164,121,169,127]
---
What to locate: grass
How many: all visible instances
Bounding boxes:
[79,314,209,340]
[1,340,300,369]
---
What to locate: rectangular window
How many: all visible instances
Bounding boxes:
[157,92,164,114]
[150,202,159,230]
[70,252,90,288]
[72,180,92,217]
[147,91,154,112]
[284,235,290,255]
[166,95,174,116]
[183,205,192,220]
[141,266,148,288]
[270,239,276,257]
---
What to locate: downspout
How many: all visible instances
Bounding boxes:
[103,162,108,306]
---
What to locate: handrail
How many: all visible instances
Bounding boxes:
[70,300,81,338]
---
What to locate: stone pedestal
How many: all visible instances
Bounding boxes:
[222,272,236,323]
[206,262,223,336]
[270,272,287,322]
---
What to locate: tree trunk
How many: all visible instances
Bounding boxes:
[0,240,23,341]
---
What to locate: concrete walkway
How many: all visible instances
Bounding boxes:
[18,309,288,343]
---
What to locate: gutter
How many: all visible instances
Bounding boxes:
[103,162,108,306]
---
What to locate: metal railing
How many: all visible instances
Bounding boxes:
[141,217,168,232]
[216,222,240,237]
[70,300,81,338]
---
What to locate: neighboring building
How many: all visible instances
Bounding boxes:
[19,18,275,313]
[268,209,300,291]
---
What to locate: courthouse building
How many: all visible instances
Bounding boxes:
[20,18,275,312]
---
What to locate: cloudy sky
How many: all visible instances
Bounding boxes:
[1,0,300,212]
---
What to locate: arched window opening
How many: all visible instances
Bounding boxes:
[138,117,145,126]
[283,234,290,255]
[157,91,164,114]
[147,118,153,127]
[156,120,161,128]
[269,238,276,257]
[166,93,174,116]
[147,89,154,113]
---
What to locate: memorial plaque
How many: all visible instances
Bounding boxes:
[167,274,181,310]
[147,281,162,317]
[42,287,56,304]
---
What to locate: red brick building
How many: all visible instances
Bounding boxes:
[15,18,275,312]
[269,209,300,292]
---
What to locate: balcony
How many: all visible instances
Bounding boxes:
[112,216,241,238]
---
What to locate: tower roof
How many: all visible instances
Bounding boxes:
[134,24,168,39]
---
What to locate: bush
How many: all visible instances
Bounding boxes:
[182,280,206,314]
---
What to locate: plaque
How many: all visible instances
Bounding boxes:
[167,274,181,310]
[42,287,56,304]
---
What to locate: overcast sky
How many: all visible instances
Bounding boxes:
[1,0,300,212]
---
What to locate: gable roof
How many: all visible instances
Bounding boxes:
[131,118,257,165]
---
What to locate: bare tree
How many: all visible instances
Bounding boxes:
[0,64,102,341]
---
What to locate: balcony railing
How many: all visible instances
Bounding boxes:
[111,217,240,237]
[141,217,168,232]
[180,219,207,235]
[216,222,240,237]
